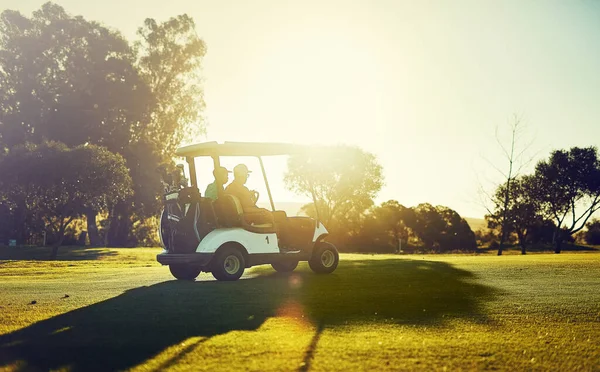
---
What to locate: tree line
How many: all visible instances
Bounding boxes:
[485,146,600,254]
[0,3,205,255]
[284,146,478,253]
[284,144,600,254]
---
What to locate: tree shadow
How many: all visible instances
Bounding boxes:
[0,246,117,261]
[0,259,498,371]
[298,259,496,325]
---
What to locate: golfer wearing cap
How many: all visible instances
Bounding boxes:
[225,164,273,225]
[204,166,231,201]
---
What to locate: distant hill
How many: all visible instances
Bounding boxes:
[464,217,487,232]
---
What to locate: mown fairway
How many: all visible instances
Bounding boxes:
[0,247,599,371]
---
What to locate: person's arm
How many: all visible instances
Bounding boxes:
[238,186,257,210]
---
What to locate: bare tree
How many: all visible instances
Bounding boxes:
[479,115,536,255]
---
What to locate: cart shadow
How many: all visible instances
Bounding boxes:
[0,258,498,371]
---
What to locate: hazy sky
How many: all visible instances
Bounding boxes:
[4,0,600,218]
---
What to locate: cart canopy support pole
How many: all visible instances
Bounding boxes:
[258,156,276,211]
[186,157,197,188]
[212,156,223,198]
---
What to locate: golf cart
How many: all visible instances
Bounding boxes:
[156,141,339,281]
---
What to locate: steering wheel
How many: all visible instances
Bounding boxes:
[251,190,260,204]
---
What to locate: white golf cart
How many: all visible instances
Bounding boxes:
[156,141,339,281]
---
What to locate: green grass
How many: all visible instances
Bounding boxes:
[1,247,599,371]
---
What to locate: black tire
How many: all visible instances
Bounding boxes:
[309,241,339,274]
[271,261,299,273]
[211,246,246,281]
[169,264,202,281]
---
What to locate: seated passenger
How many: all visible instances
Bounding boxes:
[225,164,273,225]
[204,166,231,201]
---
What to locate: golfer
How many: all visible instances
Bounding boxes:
[204,166,231,200]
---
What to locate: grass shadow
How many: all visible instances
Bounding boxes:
[0,258,498,371]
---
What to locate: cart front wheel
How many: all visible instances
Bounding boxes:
[309,242,339,274]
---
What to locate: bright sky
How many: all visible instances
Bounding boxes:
[6,0,600,218]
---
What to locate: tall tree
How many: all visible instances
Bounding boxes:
[0,142,132,258]
[0,4,207,246]
[533,147,600,253]
[0,3,152,245]
[106,14,207,246]
[479,115,535,255]
[136,15,207,156]
[0,3,153,151]
[285,145,384,242]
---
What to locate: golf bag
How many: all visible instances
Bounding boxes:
[161,187,204,253]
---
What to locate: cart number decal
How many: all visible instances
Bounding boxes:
[265,236,269,244]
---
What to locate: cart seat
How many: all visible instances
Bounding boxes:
[213,194,242,227]
[213,194,276,233]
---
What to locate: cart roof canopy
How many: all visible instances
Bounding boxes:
[175,141,305,158]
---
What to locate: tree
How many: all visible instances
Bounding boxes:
[479,115,535,255]
[0,3,151,245]
[0,4,207,246]
[435,206,478,252]
[405,204,477,252]
[474,229,498,248]
[357,201,413,253]
[583,219,600,245]
[0,142,132,258]
[135,15,207,156]
[285,145,384,243]
[486,175,542,254]
[527,219,556,246]
[406,203,445,250]
[0,151,41,245]
[0,3,153,152]
[373,201,412,253]
[533,147,600,253]
[105,14,207,246]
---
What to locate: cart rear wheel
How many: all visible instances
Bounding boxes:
[309,242,339,274]
[271,261,299,273]
[211,246,245,281]
[169,264,202,281]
